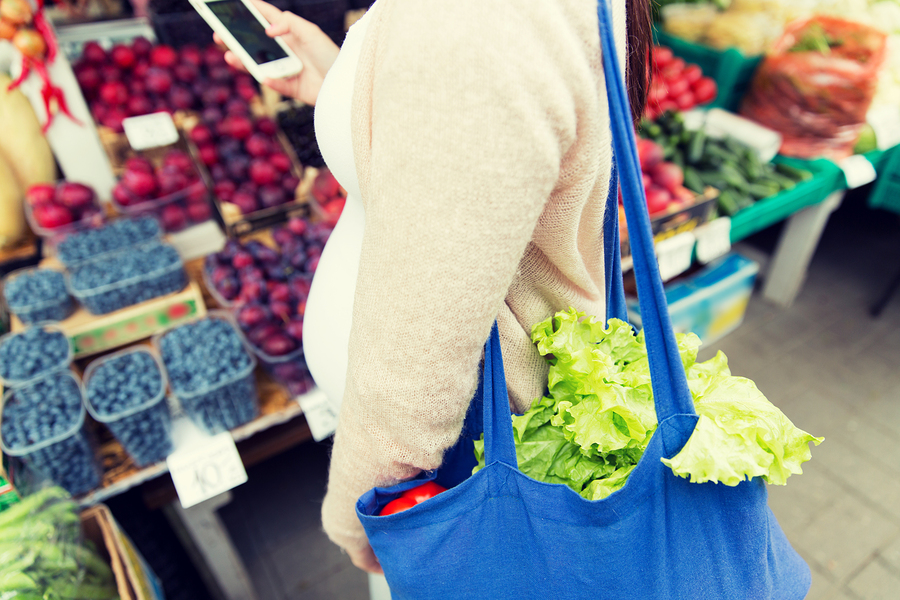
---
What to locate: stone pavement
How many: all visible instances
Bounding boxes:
[220,193,900,599]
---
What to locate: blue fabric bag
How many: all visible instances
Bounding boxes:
[356,2,812,597]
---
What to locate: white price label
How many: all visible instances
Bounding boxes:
[839,155,877,189]
[867,106,900,151]
[694,217,731,264]
[123,112,179,151]
[298,389,338,442]
[655,231,696,282]
[168,432,248,509]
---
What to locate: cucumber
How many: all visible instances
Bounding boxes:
[746,182,781,200]
[683,167,705,194]
[775,162,813,181]
[717,190,741,216]
[688,129,706,165]
[721,163,749,192]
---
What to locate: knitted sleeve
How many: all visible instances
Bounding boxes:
[320,0,582,552]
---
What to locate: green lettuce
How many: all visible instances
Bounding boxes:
[473,308,822,496]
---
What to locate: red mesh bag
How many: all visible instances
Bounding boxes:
[740,16,887,160]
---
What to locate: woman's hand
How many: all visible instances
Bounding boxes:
[214,0,340,106]
[348,542,383,575]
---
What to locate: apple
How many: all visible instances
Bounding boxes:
[33,203,74,229]
[55,182,95,211]
[25,184,55,207]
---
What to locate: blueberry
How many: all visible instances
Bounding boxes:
[56,216,161,267]
[0,372,99,495]
[69,242,187,315]
[0,326,70,385]
[3,269,74,324]
[159,317,258,434]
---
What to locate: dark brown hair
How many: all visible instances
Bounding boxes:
[625,0,653,121]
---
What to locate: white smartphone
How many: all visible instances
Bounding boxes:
[189,0,303,82]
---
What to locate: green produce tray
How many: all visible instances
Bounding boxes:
[654,30,762,113]
[867,145,900,214]
[730,158,842,243]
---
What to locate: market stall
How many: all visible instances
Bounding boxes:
[0,1,897,599]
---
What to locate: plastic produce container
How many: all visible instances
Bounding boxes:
[628,252,759,346]
[112,181,213,234]
[201,258,235,309]
[654,30,762,113]
[0,324,72,389]
[55,215,162,268]
[0,371,101,496]
[83,347,173,467]
[2,266,76,325]
[247,341,313,398]
[154,311,259,435]
[66,241,188,315]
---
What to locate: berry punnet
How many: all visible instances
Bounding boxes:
[158,315,258,434]
[85,349,171,466]
[3,268,74,324]
[68,241,187,314]
[56,215,161,266]
[0,325,70,386]
[0,372,99,495]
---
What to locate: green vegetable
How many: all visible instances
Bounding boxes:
[774,162,813,182]
[474,309,823,497]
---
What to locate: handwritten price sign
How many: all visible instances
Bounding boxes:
[123,112,179,151]
[168,432,248,508]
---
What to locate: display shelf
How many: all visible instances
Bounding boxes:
[729,157,842,243]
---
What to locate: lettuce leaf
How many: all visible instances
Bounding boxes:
[473,308,822,497]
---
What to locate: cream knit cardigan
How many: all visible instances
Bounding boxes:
[321,0,626,552]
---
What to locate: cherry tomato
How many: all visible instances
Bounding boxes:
[692,77,718,105]
[401,481,447,504]
[380,497,417,516]
[674,90,695,111]
[664,77,689,99]
[652,46,674,69]
[682,64,703,85]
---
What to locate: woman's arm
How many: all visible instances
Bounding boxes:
[321,0,583,565]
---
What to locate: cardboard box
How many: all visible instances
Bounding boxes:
[627,252,759,346]
[82,504,166,600]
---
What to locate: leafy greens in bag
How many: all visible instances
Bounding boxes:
[473,308,822,499]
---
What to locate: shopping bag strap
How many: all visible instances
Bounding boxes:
[596,0,694,421]
[603,154,629,323]
[482,321,517,467]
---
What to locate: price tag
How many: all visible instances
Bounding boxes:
[168,432,248,509]
[297,389,338,442]
[655,231,695,282]
[867,106,900,151]
[839,155,877,189]
[123,112,179,151]
[694,217,731,264]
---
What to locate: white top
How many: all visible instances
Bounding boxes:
[302,9,372,410]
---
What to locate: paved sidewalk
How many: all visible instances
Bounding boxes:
[221,195,900,599]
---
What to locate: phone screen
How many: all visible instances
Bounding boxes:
[207,0,289,65]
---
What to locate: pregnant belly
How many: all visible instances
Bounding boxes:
[302,195,365,409]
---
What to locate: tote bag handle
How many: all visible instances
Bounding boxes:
[596,0,695,422]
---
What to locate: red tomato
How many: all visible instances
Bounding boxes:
[682,64,703,85]
[401,481,447,504]
[664,77,689,98]
[674,90,695,111]
[645,185,671,215]
[658,99,679,115]
[380,497,417,516]
[661,58,685,81]
[692,77,718,105]
[652,46,674,69]
[647,81,667,105]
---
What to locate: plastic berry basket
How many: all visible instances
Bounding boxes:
[66,241,188,315]
[112,181,213,234]
[82,346,173,467]
[201,260,235,309]
[0,372,101,496]
[24,196,107,252]
[243,337,313,398]
[153,310,260,435]
[2,266,76,325]
[55,215,163,269]
[0,323,73,389]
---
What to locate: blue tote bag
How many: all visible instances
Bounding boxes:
[356,2,811,597]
